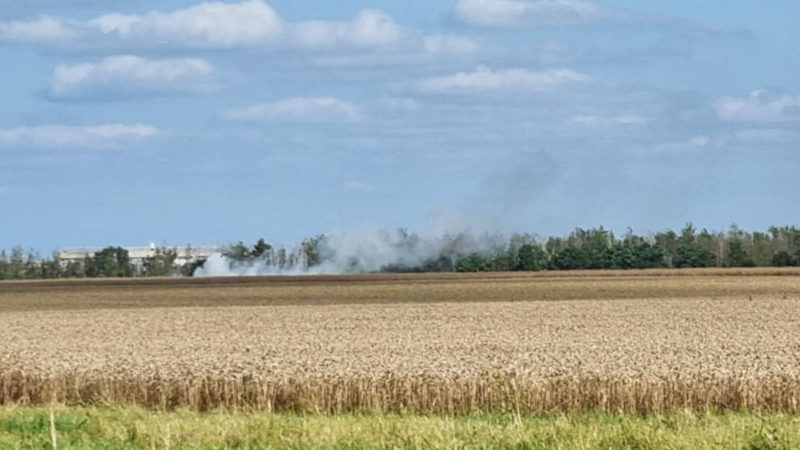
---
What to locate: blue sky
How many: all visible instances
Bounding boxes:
[1,0,798,252]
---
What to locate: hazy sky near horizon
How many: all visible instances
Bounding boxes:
[1,0,798,251]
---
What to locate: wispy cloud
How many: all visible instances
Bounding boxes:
[423,35,481,56]
[571,114,648,127]
[453,0,750,40]
[419,66,589,93]
[377,97,419,112]
[715,91,800,122]
[50,55,222,101]
[687,135,712,148]
[455,0,622,28]
[0,15,79,43]
[638,135,719,154]
[289,9,404,50]
[733,128,800,144]
[224,97,362,123]
[642,128,800,155]
[342,180,376,192]
[0,124,158,148]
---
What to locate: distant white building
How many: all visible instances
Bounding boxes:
[57,243,218,267]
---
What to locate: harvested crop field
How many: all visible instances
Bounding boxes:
[2,269,800,415]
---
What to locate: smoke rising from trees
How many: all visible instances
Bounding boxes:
[3,224,800,279]
[192,224,800,276]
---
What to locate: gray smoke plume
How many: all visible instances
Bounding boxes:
[193,228,513,276]
[194,150,551,277]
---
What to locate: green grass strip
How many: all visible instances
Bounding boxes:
[1,406,799,449]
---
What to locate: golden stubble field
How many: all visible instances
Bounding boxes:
[2,269,800,414]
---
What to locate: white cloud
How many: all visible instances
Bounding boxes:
[0,0,282,48]
[378,97,419,112]
[715,91,800,122]
[687,135,712,148]
[0,1,424,54]
[224,97,362,123]
[453,0,743,39]
[0,124,158,148]
[455,0,616,28]
[0,15,78,43]
[571,114,648,127]
[423,35,481,56]
[644,128,800,155]
[50,55,221,100]
[0,2,484,62]
[641,134,723,154]
[86,0,282,48]
[419,66,589,93]
[291,9,404,50]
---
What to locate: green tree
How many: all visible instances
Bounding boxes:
[581,228,615,269]
[614,237,665,269]
[0,250,9,280]
[672,223,716,268]
[551,246,590,270]
[39,252,64,279]
[654,230,679,267]
[485,252,511,271]
[86,247,134,277]
[251,239,273,258]
[727,240,755,267]
[422,255,454,272]
[772,251,796,267]
[455,253,488,272]
[143,247,178,277]
[63,260,85,278]
[9,247,25,279]
[749,232,775,266]
[302,235,325,268]
[675,244,716,268]
[181,258,207,277]
[516,244,548,271]
[223,242,251,262]
[696,228,723,267]
[22,250,40,279]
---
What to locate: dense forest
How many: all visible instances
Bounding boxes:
[2,224,800,279]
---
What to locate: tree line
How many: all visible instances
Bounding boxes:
[0,246,191,280]
[377,224,800,272]
[2,224,800,280]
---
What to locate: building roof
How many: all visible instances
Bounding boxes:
[57,245,219,261]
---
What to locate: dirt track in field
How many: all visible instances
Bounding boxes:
[1,268,799,312]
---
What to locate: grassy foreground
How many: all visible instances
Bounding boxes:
[1,407,799,449]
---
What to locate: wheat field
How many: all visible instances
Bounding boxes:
[1,269,800,414]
